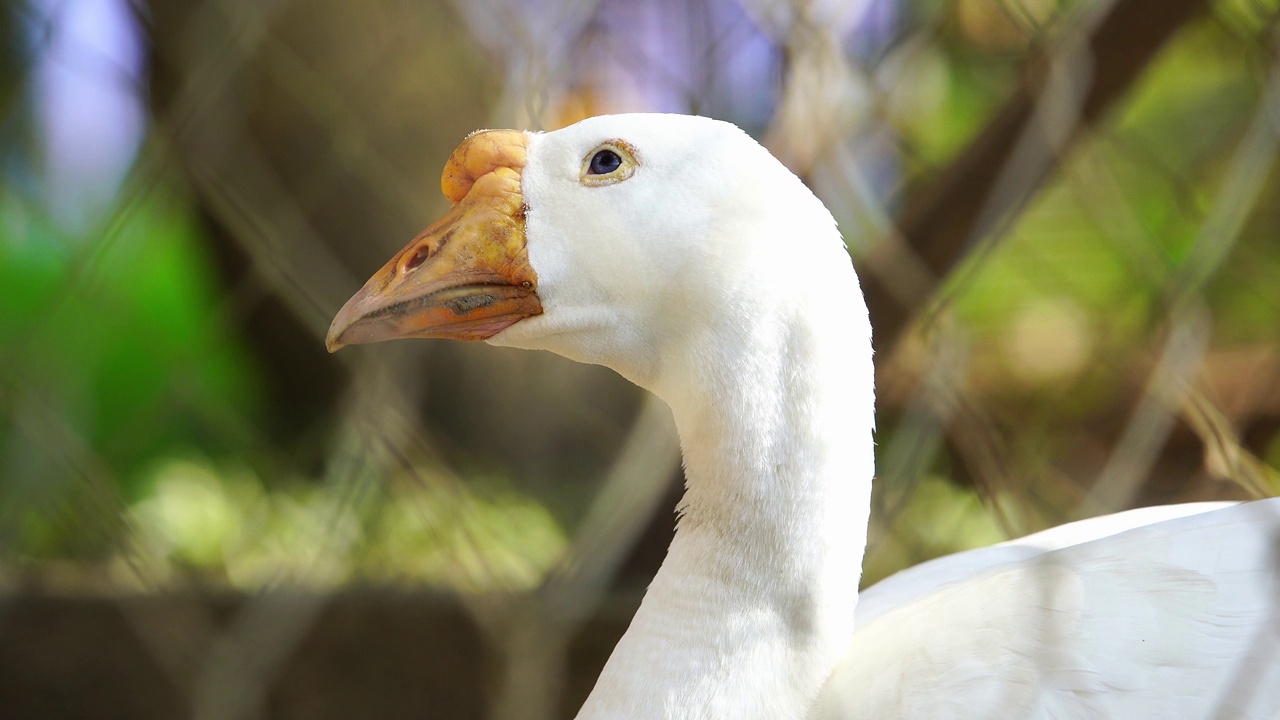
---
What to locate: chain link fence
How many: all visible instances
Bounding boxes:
[1,0,1278,717]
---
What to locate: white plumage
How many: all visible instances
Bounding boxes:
[329,113,1280,719]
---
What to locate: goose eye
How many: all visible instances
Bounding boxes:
[588,149,622,175]
[580,141,638,187]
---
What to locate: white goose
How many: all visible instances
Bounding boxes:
[328,114,1280,719]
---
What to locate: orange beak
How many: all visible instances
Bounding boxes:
[326,130,542,351]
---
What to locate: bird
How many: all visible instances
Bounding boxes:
[327,114,1280,719]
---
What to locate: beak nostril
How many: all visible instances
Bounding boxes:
[402,245,432,274]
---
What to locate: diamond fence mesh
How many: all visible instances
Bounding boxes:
[1,0,1279,717]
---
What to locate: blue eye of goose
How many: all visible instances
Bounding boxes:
[588,149,623,175]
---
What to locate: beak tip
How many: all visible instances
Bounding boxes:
[325,320,349,354]
[327,287,370,353]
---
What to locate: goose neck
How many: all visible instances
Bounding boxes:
[578,299,875,719]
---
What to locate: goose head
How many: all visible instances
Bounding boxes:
[326,114,859,393]
[327,114,876,719]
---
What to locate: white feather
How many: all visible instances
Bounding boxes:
[487,113,1280,720]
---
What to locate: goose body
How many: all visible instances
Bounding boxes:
[328,114,1280,719]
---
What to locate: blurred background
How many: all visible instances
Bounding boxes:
[1,0,1278,717]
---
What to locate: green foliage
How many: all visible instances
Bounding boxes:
[864,473,1007,587]
[123,455,566,590]
[0,178,261,559]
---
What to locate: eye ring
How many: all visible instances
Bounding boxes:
[580,140,638,187]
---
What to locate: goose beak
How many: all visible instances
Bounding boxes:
[326,130,541,352]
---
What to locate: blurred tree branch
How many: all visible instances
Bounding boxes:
[864,0,1212,351]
